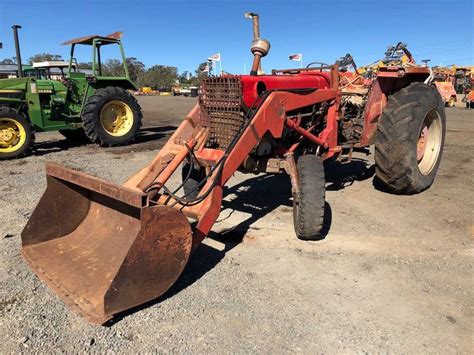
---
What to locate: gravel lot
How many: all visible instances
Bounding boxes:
[1,96,472,353]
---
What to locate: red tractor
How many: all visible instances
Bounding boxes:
[21,14,446,324]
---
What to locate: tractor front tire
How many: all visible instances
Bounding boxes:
[0,109,35,160]
[293,154,326,240]
[59,128,90,143]
[375,82,446,194]
[82,87,142,147]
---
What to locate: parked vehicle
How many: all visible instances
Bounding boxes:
[0,26,142,159]
[21,14,445,324]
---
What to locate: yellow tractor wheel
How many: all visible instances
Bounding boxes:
[0,110,34,160]
[99,100,134,137]
[448,97,456,107]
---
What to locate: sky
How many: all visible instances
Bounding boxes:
[0,0,472,75]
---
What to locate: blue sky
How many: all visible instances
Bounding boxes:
[0,0,472,74]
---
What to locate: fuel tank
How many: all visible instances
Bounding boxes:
[240,71,331,107]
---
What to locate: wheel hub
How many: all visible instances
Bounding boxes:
[100,101,133,137]
[0,118,25,153]
[1,127,16,144]
[417,125,429,161]
[417,109,443,176]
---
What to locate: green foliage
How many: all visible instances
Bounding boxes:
[138,65,178,89]
[0,53,205,90]
[100,57,146,83]
[102,59,124,77]
[193,62,209,85]
[28,53,63,64]
[77,62,92,69]
[179,71,191,84]
[0,57,16,65]
[126,57,145,83]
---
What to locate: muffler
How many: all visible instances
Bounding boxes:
[21,164,192,324]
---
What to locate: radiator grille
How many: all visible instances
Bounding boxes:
[199,77,243,150]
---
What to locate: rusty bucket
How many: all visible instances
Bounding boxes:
[21,164,192,324]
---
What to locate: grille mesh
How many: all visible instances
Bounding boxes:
[199,77,243,150]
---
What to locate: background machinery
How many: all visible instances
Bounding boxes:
[0,25,142,159]
[21,14,445,324]
[453,65,473,94]
[432,66,457,107]
[452,66,474,108]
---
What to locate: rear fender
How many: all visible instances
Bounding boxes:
[92,78,138,91]
[360,71,430,146]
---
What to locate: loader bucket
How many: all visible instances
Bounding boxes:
[21,164,192,325]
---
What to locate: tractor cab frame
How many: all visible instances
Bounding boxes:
[64,32,134,89]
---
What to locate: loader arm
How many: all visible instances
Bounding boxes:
[124,86,339,248]
[21,70,340,324]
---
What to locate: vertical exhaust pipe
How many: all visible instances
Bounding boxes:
[12,25,23,78]
[244,12,270,76]
[247,12,260,40]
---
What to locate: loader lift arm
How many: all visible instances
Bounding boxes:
[124,66,340,248]
[21,65,340,324]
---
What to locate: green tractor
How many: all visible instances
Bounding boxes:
[0,25,142,159]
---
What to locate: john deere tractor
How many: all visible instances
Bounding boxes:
[0,25,142,159]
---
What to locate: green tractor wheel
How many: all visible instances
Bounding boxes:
[0,109,35,160]
[82,87,142,147]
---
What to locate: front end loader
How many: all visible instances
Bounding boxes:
[21,14,446,324]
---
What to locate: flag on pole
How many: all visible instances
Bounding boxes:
[288,53,302,61]
[208,53,221,61]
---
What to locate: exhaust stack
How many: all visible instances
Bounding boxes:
[244,12,270,76]
[12,25,23,78]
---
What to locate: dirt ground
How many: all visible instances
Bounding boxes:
[1,96,472,353]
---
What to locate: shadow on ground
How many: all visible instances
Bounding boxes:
[108,173,294,325]
[31,125,177,157]
[325,158,375,191]
[109,157,377,324]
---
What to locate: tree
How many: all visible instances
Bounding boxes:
[97,57,144,82]
[77,62,92,70]
[126,57,145,83]
[140,65,178,89]
[196,62,209,77]
[0,57,16,65]
[179,71,191,84]
[102,59,124,76]
[186,62,209,86]
[28,53,63,64]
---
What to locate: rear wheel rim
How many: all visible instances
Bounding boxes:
[100,100,134,137]
[417,109,442,175]
[0,118,26,153]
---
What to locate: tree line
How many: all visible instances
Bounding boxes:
[0,53,208,88]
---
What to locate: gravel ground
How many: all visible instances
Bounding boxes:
[1,97,472,353]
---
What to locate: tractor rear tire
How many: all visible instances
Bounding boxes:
[181,163,206,200]
[293,154,326,240]
[0,109,35,160]
[375,82,446,194]
[82,87,142,147]
[59,128,90,143]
